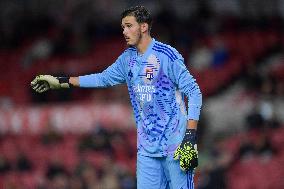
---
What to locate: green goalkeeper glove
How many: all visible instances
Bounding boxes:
[31,75,71,93]
[174,129,198,171]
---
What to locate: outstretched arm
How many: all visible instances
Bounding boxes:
[31,54,126,93]
[69,77,79,87]
[31,75,79,93]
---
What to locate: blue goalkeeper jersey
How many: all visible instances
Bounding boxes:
[79,39,202,157]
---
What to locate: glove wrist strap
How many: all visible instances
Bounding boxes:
[184,129,197,144]
[57,77,73,88]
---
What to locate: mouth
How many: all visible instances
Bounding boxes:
[124,36,130,41]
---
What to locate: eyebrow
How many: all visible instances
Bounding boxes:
[121,22,132,28]
[122,22,132,25]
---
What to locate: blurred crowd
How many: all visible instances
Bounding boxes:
[0,123,137,189]
[1,0,284,52]
[196,29,284,188]
[0,0,284,189]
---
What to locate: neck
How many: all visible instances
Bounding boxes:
[136,35,152,54]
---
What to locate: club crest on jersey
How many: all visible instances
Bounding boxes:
[140,54,160,83]
[146,68,154,80]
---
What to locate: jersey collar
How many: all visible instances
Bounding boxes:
[137,38,155,61]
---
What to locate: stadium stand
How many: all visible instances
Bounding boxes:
[0,0,283,188]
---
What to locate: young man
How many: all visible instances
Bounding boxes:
[31,6,202,189]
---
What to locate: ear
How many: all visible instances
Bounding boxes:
[140,23,149,33]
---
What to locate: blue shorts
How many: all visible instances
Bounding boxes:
[137,154,194,189]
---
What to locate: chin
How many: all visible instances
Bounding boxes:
[126,41,134,46]
[126,40,138,47]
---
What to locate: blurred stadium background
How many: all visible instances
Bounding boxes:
[0,0,283,188]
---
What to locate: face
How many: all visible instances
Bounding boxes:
[121,16,144,46]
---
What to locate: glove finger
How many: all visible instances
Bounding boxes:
[37,86,45,93]
[37,84,49,93]
[35,87,43,93]
[38,88,47,93]
[33,75,45,84]
[179,157,188,171]
[35,83,46,92]
[31,77,38,83]
[33,83,46,91]
[31,80,37,86]
[37,87,47,93]
[173,153,180,160]
[42,82,50,92]
[31,83,37,89]
[190,157,198,168]
[32,84,40,91]
[174,145,182,160]
[174,149,181,160]
[31,75,42,85]
[183,157,198,171]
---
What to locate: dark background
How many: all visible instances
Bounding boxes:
[0,0,283,188]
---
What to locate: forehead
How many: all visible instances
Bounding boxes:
[121,16,138,25]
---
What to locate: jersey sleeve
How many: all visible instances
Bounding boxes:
[168,58,202,120]
[79,54,126,87]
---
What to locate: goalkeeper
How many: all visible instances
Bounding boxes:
[31,6,202,189]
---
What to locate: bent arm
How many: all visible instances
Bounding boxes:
[169,59,202,129]
[187,120,198,129]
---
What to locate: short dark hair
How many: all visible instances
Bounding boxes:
[121,6,153,31]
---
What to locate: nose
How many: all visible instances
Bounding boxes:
[123,27,128,36]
